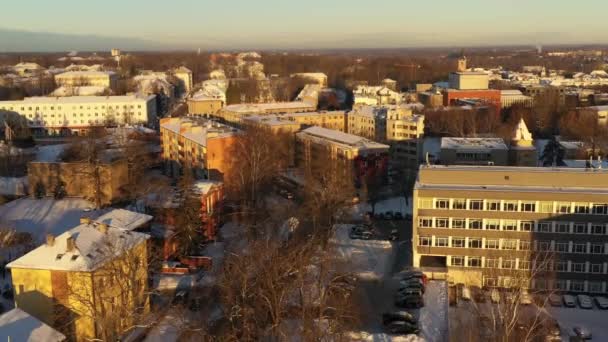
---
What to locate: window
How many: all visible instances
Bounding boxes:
[469,238,482,248]
[554,280,568,290]
[573,223,587,234]
[591,224,606,235]
[452,219,466,229]
[572,263,585,273]
[435,237,449,247]
[485,258,499,268]
[519,241,531,251]
[571,280,585,292]
[436,218,449,228]
[452,199,466,210]
[468,219,483,230]
[418,198,433,209]
[556,202,571,214]
[486,219,500,230]
[502,239,517,250]
[573,243,586,254]
[521,202,536,212]
[469,200,483,210]
[555,222,569,233]
[539,201,554,213]
[502,259,516,269]
[555,242,568,253]
[451,256,464,266]
[590,264,603,274]
[554,262,568,272]
[419,218,433,228]
[503,220,517,231]
[504,201,518,212]
[486,239,499,249]
[452,238,465,248]
[538,241,551,251]
[592,203,608,215]
[537,221,551,233]
[589,282,603,293]
[435,199,449,209]
[418,236,431,246]
[591,244,604,254]
[468,257,481,267]
[484,278,498,287]
[486,200,501,211]
[519,260,531,270]
[574,203,589,214]
[520,221,535,232]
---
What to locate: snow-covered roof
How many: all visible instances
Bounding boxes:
[55,70,115,77]
[0,308,66,342]
[193,180,222,195]
[224,101,316,114]
[94,209,153,231]
[441,137,508,150]
[0,94,154,105]
[51,86,108,97]
[299,126,390,151]
[500,89,524,96]
[512,118,533,141]
[160,117,237,146]
[7,221,150,272]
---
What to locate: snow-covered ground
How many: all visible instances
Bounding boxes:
[418,281,448,342]
[0,198,100,243]
[548,307,608,341]
[330,224,395,281]
[0,176,27,196]
[350,196,413,220]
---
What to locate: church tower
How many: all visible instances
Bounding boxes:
[509,118,537,166]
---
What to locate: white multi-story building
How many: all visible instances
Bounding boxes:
[0,94,157,135]
[54,71,118,89]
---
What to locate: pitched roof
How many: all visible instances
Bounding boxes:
[93,209,153,231]
[512,118,533,141]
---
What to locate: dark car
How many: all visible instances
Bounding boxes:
[349,230,373,240]
[572,326,592,340]
[394,212,404,220]
[386,321,420,335]
[172,290,189,305]
[382,311,417,325]
[189,297,202,312]
[395,294,424,309]
[384,211,394,220]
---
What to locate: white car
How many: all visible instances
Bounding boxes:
[594,296,608,309]
[577,295,593,309]
[563,294,576,307]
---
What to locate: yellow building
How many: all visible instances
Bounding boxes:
[7,220,150,341]
[55,71,118,89]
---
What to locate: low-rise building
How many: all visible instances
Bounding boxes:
[448,71,490,90]
[413,164,608,293]
[187,90,225,116]
[440,137,509,166]
[219,101,317,123]
[0,95,157,136]
[500,89,533,108]
[173,66,193,94]
[54,71,117,89]
[160,117,238,180]
[296,126,390,184]
[8,220,150,341]
[353,85,403,106]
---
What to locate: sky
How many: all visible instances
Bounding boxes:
[1,0,607,50]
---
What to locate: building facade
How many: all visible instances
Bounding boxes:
[0,95,157,136]
[54,71,117,89]
[8,221,150,341]
[413,165,608,293]
[219,101,317,123]
[160,117,238,180]
[440,138,509,166]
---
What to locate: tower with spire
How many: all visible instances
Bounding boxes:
[509,118,537,166]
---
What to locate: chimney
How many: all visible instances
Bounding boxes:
[46,234,55,246]
[80,217,91,225]
[98,223,109,234]
[66,236,76,252]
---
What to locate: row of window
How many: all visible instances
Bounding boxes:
[449,255,607,274]
[483,277,606,294]
[419,198,608,215]
[418,236,606,254]
[0,104,142,111]
[418,217,608,235]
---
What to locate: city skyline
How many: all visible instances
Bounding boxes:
[1,0,608,51]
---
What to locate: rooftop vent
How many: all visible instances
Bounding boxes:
[46,234,55,246]
[66,236,76,253]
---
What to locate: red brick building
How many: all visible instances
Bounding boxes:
[443,89,501,112]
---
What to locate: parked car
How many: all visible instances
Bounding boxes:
[490,289,501,304]
[384,211,394,220]
[399,277,424,287]
[548,293,562,307]
[594,296,608,309]
[397,269,428,285]
[382,311,417,325]
[389,229,399,241]
[351,225,370,234]
[397,288,423,298]
[577,295,593,309]
[349,230,373,240]
[461,287,472,301]
[520,290,533,305]
[386,320,420,335]
[572,326,592,340]
[172,291,189,305]
[395,294,424,309]
[398,284,425,295]
[394,212,404,220]
[562,294,576,307]
[189,297,202,312]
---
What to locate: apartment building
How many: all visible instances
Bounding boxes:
[0,95,157,136]
[7,220,150,341]
[219,101,317,123]
[296,126,390,184]
[54,71,117,89]
[241,110,347,134]
[413,165,608,294]
[160,117,238,180]
[500,89,533,108]
[353,85,403,106]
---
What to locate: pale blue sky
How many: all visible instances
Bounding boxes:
[1,0,607,49]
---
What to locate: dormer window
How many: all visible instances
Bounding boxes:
[71,255,79,261]
[56,254,64,260]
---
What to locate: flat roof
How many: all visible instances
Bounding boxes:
[299,126,389,150]
[94,209,153,231]
[0,308,66,342]
[441,137,508,150]
[224,101,315,114]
